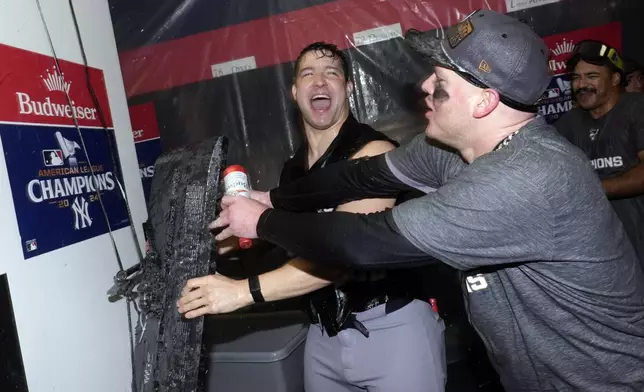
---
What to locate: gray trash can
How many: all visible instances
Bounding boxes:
[204,310,309,392]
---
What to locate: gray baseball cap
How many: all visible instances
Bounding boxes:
[405,10,551,109]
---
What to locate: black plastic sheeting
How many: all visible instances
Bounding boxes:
[110,0,337,52]
[110,0,644,191]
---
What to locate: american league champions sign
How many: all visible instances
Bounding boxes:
[0,44,129,259]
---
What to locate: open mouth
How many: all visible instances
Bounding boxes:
[424,100,434,116]
[310,94,331,111]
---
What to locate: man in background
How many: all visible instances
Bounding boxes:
[178,42,446,392]
[555,40,644,269]
[625,60,644,93]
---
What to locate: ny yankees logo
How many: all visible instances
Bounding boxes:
[72,196,92,229]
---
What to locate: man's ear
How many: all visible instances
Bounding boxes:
[472,89,500,119]
[291,84,297,101]
[612,72,622,87]
[346,80,354,95]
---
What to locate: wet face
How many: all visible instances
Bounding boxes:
[626,70,644,93]
[420,67,484,147]
[571,60,620,110]
[292,50,352,131]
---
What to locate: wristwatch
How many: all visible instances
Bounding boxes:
[248,275,265,303]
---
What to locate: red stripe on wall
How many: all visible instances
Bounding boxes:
[119,0,509,97]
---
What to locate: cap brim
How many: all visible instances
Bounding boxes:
[404,29,453,69]
[570,53,624,74]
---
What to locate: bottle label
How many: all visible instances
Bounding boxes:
[224,171,250,198]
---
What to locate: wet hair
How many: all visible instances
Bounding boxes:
[293,41,351,82]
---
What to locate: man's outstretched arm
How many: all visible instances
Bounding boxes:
[257,208,435,269]
[266,154,409,212]
[246,168,553,271]
[265,134,462,212]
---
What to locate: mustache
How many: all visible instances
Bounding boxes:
[574,87,597,96]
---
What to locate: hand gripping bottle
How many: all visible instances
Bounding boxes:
[222,165,253,249]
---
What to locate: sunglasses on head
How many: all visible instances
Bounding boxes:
[572,40,624,71]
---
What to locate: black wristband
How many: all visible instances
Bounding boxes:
[248,275,265,303]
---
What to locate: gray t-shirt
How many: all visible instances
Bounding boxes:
[385,117,644,391]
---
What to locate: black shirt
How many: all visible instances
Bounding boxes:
[279,114,417,330]
[555,92,644,268]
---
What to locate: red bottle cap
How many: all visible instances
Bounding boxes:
[223,164,246,177]
[429,298,439,313]
[239,237,252,249]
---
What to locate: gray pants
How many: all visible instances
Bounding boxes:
[304,299,446,392]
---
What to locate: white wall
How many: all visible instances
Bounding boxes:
[0,1,145,391]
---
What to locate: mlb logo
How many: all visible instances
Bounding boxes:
[43,149,64,166]
[543,88,561,99]
[25,239,38,252]
[556,78,572,95]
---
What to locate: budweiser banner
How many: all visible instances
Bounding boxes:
[0,44,129,259]
[539,22,622,124]
[129,102,161,204]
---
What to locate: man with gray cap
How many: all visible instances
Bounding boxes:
[212,9,644,391]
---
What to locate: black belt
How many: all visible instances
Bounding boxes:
[354,294,389,312]
[353,295,412,313]
[312,297,412,338]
